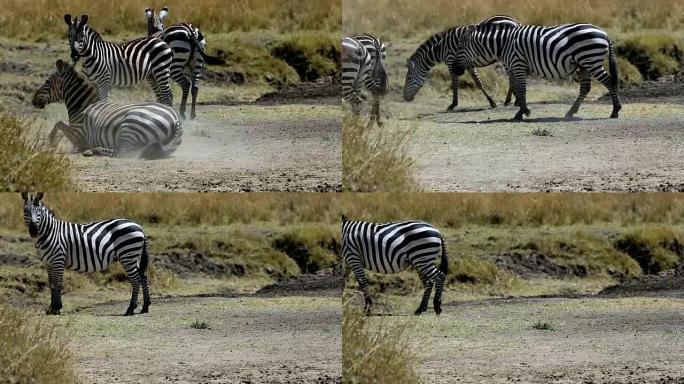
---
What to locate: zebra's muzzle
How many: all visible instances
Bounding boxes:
[32,97,46,109]
[28,223,39,238]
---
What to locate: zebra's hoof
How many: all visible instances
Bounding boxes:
[446,105,457,112]
[140,303,150,314]
[46,308,61,315]
[434,306,442,316]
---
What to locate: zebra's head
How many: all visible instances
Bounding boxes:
[145,7,167,35]
[21,192,45,238]
[32,60,72,109]
[403,56,428,102]
[64,14,92,63]
[452,24,476,77]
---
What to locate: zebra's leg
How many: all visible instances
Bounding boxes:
[432,269,446,315]
[468,67,497,109]
[82,147,117,157]
[367,93,383,128]
[46,263,65,315]
[190,63,202,120]
[121,261,141,316]
[347,259,373,314]
[97,77,112,102]
[588,66,622,118]
[48,121,68,146]
[171,69,191,120]
[152,69,174,107]
[565,67,592,119]
[510,69,530,121]
[140,271,151,314]
[415,273,434,315]
[447,64,460,111]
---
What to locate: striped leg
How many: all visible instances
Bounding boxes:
[510,68,530,121]
[447,63,460,111]
[47,263,65,315]
[503,84,517,107]
[468,67,497,109]
[432,269,446,315]
[140,272,151,314]
[367,92,382,128]
[347,258,373,314]
[121,261,141,316]
[152,69,174,107]
[415,274,434,315]
[586,65,621,118]
[96,76,112,102]
[190,62,202,120]
[171,67,191,120]
[565,67,591,118]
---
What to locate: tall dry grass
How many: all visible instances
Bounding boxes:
[0,113,72,191]
[343,0,684,38]
[0,304,79,384]
[0,0,341,40]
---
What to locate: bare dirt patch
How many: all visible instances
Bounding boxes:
[492,251,588,278]
[257,270,343,297]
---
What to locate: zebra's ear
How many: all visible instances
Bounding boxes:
[145,8,153,18]
[80,15,89,26]
[20,192,29,202]
[56,59,67,73]
[159,7,168,20]
[64,14,72,26]
[34,192,44,203]
[341,214,348,223]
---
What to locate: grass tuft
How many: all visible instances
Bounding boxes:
[0,113,71,191]
[190,320,211,330]
[342,303,422,384]
[0,304,79,383]
[532,321,554,331]
[532,128,552,137]
[342,117,419,192]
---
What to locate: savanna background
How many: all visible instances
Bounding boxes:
[0,0,341,192]
[342,0,684,193]
[341,193,684,384]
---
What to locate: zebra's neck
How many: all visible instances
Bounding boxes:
[35,210,64,261]
[411,28,462,71]
[62,68,100,129]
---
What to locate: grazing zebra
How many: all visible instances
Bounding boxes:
[342,216,448,315]
[64,14,174,107]
[403,15,522,111]
[21,193,151,316]
[453,21,622,120]
[145,7,225,120]
[342,34,389,127]
[32,59,183,159]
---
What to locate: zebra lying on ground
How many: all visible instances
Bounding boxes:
[403,16,521,111]
[64,14,174,107]
[342,34,389,127]
[21,193,151,316]
[342,216,448,315]
[145,7,226,120]
[453,20,622,120]
[32,59,183,159]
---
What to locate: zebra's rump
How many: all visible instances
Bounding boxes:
[83,101,182,151]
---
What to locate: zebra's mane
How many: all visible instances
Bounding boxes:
[60,62,100,98]
[409,26,462,63]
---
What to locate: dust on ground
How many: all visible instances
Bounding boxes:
[373,38,684,192]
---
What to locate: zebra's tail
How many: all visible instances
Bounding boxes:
[439,235,449,277]
[371,44,389,95]
[608,39,618,89]
[200,49,225,66]
[140,236,150,278]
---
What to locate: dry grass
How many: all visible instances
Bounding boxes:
[342,303,422,384]
[343,0,684,38]
[0,304,79,384]
[0,113,72,191]
[342,118,419,192]
[0,0,340,40]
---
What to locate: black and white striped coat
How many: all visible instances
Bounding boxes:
[21,193,151,316]
[64,14,174,107]
[403,16,522,110]
[32,60,183,159]
[342,34,389,127]
[342,217,448,315]
[453,21,622,120]
[145,7,225,120]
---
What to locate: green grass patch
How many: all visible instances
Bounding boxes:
[0,304,79,383]
[616,33,683,80]
[614,227,683,274]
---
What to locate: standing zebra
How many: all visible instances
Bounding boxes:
[342,34,389,127]
[32,60,183,159]
[145,7,225,120]
[403,16,522,111]
[21,193,151,316]
[453,21,622,120]
[64,14,174,107]
[342,216,448,315]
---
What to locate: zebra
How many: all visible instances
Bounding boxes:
[453,21,622,120]
[403,15,522,111]
[342,34,389,127]
[21,192,151,316]
[32,59,183,159]
[145,7,226,120]
[64,14,174,107]
[341,216,449,315]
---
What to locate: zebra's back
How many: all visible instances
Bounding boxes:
[343,220,442,274]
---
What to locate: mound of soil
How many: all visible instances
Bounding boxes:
[256,76,340,105]
[493,251,588,278]
[599,77,684,102]
[256,269,342,297]
[153,251,245,279]
[600,266,684,297]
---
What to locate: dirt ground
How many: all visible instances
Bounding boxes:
[1,39,341,192]
[377,39,684,192]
